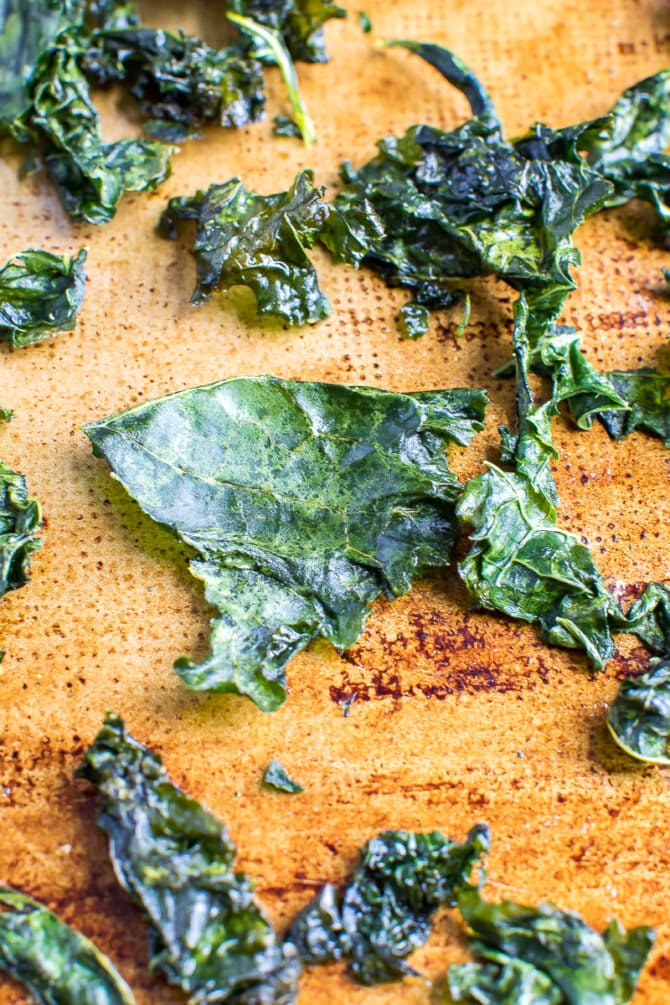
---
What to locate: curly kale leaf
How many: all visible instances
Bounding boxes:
[0,248,86,347]
[625,582,670,654]
[0,0,86,129]
[608,659,670,765]
[78,712,301,1005]
[0,448,42,602]
[456,887,654,1005]
[458,297,623,669]
[582,369,670,446]
[159,170,383,326]
[83,28,265,140]
[287,825,489,984]
[83,376,486,711]
[334,43,611,337]
[0,885,135,1005]
[262,760,304,793]
[448,954,563,1004]
[228,0,346,63]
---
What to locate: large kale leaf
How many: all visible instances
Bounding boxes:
[454,887,654,1005]
[159,170,383,326]
[457,297,624,669]
[227,0,346,63]
[83,26,265,142]
[84,375,486,711]
[1,419,42,603]
[0,884,135,1005]
[333,43,612,339]
[78,711,301,1005]
[287,825,490,984]
[0,248,86,347]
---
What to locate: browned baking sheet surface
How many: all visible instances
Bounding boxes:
[1,0,670,1001]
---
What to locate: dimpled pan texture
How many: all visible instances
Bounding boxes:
[0,0,669,1002]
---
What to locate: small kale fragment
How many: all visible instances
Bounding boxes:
[84,375,486,710]
[0,884,135,1005]
[448,954,563,1004]
[358,11,372,34]
[273,115,301,138]
[455,886,654,1005]
[159,170,382,326]
[78,711,301,1004]
[1,420,42,602]
[396,301,430,340]
[607,660,670,765]
[287,824,489,984]
[262,760,304,793]
[457,297,624,670]
[625,582,670,654]
[228,0,346,63]
[0,248,86,347]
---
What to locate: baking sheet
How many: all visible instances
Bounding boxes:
[1,0,670,1001]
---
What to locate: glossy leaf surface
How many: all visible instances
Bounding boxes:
[608,659,670,765]
[79,712,301,1004]
[0,248,86,347]
[228,0,346,63]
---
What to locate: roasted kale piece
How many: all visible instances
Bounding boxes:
[227,0,346,63]
[79,712,301,1004]
[458,297,625,669]
[84,376,486,710]
[608,660,670,765]
[83,27,265,142]
[448,954,563,1004]
[453,887,654,1005]
[160,171,382,325]
[0,885,136,1005]
[0,416,42,603]
[287,825,489,984]
[0,248,86,347]
[262,761,304,793]
[334,42,611,340]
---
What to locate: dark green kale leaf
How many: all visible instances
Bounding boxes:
[83,375,486,711]
[334,43,611,338]
[227,0,346,63]
[0,248,86,347]
[607,659,670,765]
[272,115,301,138]
[582,369,670,446]
[0,0,86,129]
[159,170,383,326]
[456,887,654,1005]
[287,824,489,984]
[83,27,265,141]
[358,11,372,34]
[448,954,563,1004]
[457,297,623,670]
[262,760,304,793]
[625,582,670,654]
[0,884,135,1005]
[78,711,301,1005]
[0,424,42,601]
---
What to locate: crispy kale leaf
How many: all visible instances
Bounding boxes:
[457,297,623,669]
[0,884,135,1005]
[78,712,301,1004]
[159,170,383,326]
[83,26,265,142]
[625,582,670,654]
[334,42,611,337]
[455,887,654,1005]
[0,248,86,347]
[1,424,42,601]
[608,660,670,765]
[582,369,670,446]
[262,760,304,793]
[228,0,346,63]
[0,0,86,128]
[83,376,486,711]
[448,954,563,1004]
[287,825,489,984]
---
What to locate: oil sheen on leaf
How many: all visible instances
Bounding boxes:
[78,712,301,1004]
[83,375,487,710]
[0,248,86,347]
[0,416,42,604]
[607,660,670,765]
[0,884,135,1005]
[287,825,490,984]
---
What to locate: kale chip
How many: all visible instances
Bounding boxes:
[0,248,86,347]
[262,760,304,793]
[227,0,346,63]
[0,885,135,1005]
[0,416,42,604]
[287,825,490,984]
[452,887,654,1005]
[159,170,383,326]
[608,660,670,765]
[83,375,486,711]
[79,711,301,1004]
